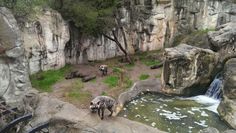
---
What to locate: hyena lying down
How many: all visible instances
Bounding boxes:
[90,96,116,120]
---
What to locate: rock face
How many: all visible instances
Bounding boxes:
[218,58,236,129]
[24,95,165,133]
[65,0,236,63]
[0,7,31,104]
[208,22,236,52]
[161,44,219,95]
[23,9,70,74]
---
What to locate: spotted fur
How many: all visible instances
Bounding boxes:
[90,96,116,120]
[99,65,108,76]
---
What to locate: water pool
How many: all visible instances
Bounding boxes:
[119,93,230,133]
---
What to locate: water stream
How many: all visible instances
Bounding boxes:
[119,77,230,133]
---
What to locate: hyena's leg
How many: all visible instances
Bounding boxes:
[108,106,113,117]
[101,108,105,120]
[97,108,101,117]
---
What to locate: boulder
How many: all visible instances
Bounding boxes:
[218,58,236,129]
[0,7,31,104]
[208,22,236,52]
[162,44,219,96]
[24,95,165,133]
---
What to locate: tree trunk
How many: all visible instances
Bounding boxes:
[103,32,132,64]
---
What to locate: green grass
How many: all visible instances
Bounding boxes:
[155,74,162,78]
[30,65,71,92]
[124,78,133,89]
[101,91,108,96]
[66,79,92,103]
[103,76,119,87]
[141,59,160,66]
[125,63,135,69]
[112,67,123,73]
[139,74,150,80]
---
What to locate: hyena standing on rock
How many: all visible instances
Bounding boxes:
[99,65,108,76]
[90,96,116,120]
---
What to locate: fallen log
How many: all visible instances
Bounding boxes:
[150,62,164,69]
[65,71,87,79]
[82,75,96,82]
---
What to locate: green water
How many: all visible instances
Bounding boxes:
[119,93,230,133]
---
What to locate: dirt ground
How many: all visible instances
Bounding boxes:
[49,54,162,109]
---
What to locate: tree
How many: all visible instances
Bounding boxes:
[52,0,132,63]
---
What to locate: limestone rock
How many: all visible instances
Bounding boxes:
[23,9,70,74]
[198,127,220,133]
[223,130,236,133]
[208,22,236,51]
[218,58,236,129]
[0,7,31,104]
[64,0,236,63]
[162,44,219,96]
[24,95,165,133]
[117,79,162,114]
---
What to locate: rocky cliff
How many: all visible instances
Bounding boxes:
[14,0,236,72]
[23,9,70,74]
[65,0,236,63]
[218,58,236,129]
[0,7,31,104]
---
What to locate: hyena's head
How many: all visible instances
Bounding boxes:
[99,65,107,71]
[90,101,100,113]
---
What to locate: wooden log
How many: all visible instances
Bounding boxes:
[82,75,96,82]
[65,71,87,79]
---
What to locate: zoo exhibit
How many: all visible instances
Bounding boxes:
[0,0,236,133]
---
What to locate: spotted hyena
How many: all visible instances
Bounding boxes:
[99,65,108,76]
[90,96,116,120]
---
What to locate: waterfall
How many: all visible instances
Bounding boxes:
[205,76,223,99]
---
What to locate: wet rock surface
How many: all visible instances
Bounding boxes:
[218,58,236,129]
[162,44,219,96]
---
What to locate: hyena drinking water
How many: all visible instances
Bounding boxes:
[90,96,116,120]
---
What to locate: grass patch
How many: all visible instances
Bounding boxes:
[101,91,108,96]
[30,65,71,92]
[139,74,150,80]
[103,76,119,87]
[66,79,92,103]
[141,59,160,66]
[155,74,162,78]
[125,63,135,69]
[124,78,133,89]
[90,78,97,83]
